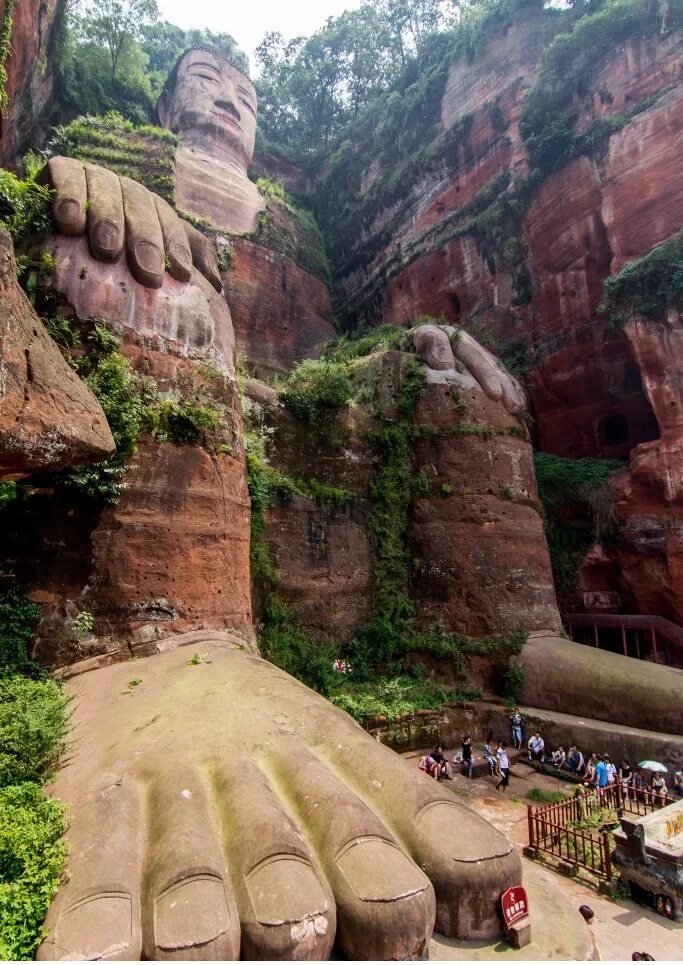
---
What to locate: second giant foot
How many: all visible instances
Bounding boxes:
[39,639,520,960]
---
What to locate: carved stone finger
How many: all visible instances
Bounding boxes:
[153,195,193,283]
[120,176,165,289]
[85,164,125,262]
[181,220,223,292]
[40,156,87,237]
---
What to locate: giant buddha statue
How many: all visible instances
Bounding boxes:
[23,47,536,963]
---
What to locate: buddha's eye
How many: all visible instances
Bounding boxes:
[192,72,219,83]
[240,97,256,117]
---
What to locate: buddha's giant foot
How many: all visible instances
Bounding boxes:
[39,640,520,961]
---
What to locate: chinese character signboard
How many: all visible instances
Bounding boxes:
[501,885,529,929]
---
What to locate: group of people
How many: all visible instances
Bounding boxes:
[419,734,512,792]
[509,709,683,804]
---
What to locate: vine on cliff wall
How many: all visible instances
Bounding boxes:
[0,0,17,115]
[534,452,624,606]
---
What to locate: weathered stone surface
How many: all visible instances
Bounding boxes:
[224,237,335,377]
[0,0,63,166]
[580,309,683,622]
[410,381,560,636]
[0,229,114,480]
[264,494,373,640]
[37,640,521,961]
[519,630,683,736]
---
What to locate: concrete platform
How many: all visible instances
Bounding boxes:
[429,860,593,960]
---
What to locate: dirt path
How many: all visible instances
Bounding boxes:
[404,749,682,960]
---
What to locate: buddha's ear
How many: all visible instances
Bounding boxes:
[156,90,170,129]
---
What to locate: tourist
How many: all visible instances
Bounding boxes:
[510,707,523,748]
[632,954,655,961]
[528,731,545,761]
[595,755,608,798]
[632,769,646,802]
[431,745,452,780]
[496,741,511,793]
[674,769,683,799]
[461,734,475,778]
[418,753,439,780]
[619,759,633,799]
[605,754,617,785]
[651,772,667,805]
[579,905,601,960]
[584,754,598,787]
[483,732,498,777]
[552,746,566,768]
[567,745,586,775]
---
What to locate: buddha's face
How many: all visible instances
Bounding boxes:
[159,50,257,170]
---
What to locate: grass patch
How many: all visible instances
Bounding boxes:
[526,787,569,804]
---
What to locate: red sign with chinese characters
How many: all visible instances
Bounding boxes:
[501,885,529,928]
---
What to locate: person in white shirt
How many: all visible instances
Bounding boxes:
[605,755,617,784]
[528,732,545,761]
[496,741,511,793]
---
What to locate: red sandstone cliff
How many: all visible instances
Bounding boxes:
[0,0,63,166]
[320,4,682,622]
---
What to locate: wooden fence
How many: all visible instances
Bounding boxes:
[526,782,676,880]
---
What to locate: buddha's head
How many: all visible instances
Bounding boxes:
[157,46,257,171]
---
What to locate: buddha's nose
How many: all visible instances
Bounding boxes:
[215,97,241,122]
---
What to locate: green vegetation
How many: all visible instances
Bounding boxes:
[534,452,624,604]
[47,111,177,203]
[253,349,525,717]
[0,0,17,114]
[526,787,568,805]
[598,230,683,326]
[0,783,68,960]
[329,676,482,723]
[0,591,40,675]
[250,178,331,282]
[279,358,354,423]
[57,2,246,126]
[0,169,52,249]
[42,319,226,502]
[0,591,69,959]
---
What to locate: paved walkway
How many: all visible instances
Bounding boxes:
[404,750,682,960]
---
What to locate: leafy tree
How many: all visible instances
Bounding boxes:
[78,0,159,82]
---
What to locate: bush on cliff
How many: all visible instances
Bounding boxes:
[534,452,624,603]
[280,358,354,423]
[0,591,69,960]
[598,230,683,325]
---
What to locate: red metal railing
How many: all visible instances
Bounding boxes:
[565,613,683,667]
[526,783,675,880]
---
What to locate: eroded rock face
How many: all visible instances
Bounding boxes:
[0,0,63,166]
[224,237,335,378]
[0,230,114,480]
[581,310,683,622]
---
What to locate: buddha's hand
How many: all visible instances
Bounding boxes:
[38,639,520,961]
[40,156,222,292]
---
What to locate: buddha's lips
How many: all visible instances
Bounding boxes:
[212,107,242,130]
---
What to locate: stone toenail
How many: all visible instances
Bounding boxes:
[335,838,428,901]
[134,241,163,276]
[55,892,133,959]
[154,873,230,950]
[246,855,328,924]
[57,199,81,224]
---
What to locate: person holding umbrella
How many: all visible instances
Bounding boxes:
[640,760,668,806]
